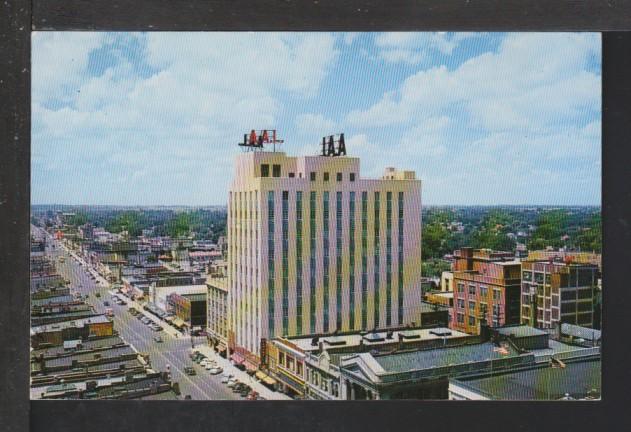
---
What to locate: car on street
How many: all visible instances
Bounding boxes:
[153,335,163,343]
[103,301,110,306]
[209,367,223,375]
[204,362,218,370]
[95,292,101,298]
[227,379,238,388]
[184,367,196,376]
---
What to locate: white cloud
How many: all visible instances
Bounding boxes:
[32,32,340,205]
[32,32,106,105]
[294,113,337,136]
[374,32,480,65]
[349,33,600,132]
[343,32,359,45]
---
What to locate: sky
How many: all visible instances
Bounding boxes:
[31,32,601,206]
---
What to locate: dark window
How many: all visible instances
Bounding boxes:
[261,164,270,177]
[336,172,342,182]
[350,173,356,182]
[289,172,295,178]
[324,172,330,182]
[310,172,316,181]
[299,173,303,178]
[273,165,281,177]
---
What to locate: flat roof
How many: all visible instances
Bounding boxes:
[287,327,470,352]
[561,323,601,341]
[44,345,136,369]
[32,336,125,358]
[496,325,548,338]
[374,342,521,374]
[31,314,110,334]
[453,359,601,400]
[31,295,75,306]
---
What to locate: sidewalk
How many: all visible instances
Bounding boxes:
[194,345,291,400]
[109,290,185,340]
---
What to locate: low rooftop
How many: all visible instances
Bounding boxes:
[285,327,471,353]
[452,359,601,400]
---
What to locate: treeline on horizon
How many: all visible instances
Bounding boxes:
[33,205,601,265]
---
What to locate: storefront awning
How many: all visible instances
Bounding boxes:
[171,317,187,328]
[255,371,277,386]
[231,353,245,365]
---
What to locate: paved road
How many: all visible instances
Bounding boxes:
[40,229,241,400]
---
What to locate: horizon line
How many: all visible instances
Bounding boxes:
[30,203,602,208]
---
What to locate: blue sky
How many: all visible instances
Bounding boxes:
[31,32,601,206]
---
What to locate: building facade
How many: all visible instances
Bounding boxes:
[451,248,521,335]
[228,150,423,364]
[207,270,229,353]
[520,259,598,329]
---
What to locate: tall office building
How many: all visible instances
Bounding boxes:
[227,149,422,367]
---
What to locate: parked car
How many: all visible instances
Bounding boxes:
[227,379,238,388]
[184,367,196,376]
[95,292,101,298]
[153,335,163,343]
[103,301,110,306]
[209,367,223,375]
[246,391,259,401]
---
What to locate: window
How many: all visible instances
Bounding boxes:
[336,172,342,182]
[310,172,316,181]
[324,172,330,182]
[479,286,488,298]
[289,172,295,178]
[261,164,270,177]
[468,301,476,311]
[523,271,532,281]
[468,285,476,296]
[457,299,465,309]
[457,283,465,293]
[278,352,285,366]
[457,313,464,323]
[299,173,303,178]
[273,164,281,177]
[350,173,356,182]
[469,316,476,326]
[287,356,294,371]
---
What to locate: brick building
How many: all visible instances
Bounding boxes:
[451,248,521,335]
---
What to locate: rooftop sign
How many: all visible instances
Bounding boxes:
[238,129,283,151]
[321,133,347,157]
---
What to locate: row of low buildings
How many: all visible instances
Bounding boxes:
[29,228,180,400]
[263,322,600,400]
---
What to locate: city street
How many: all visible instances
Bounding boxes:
[42,229,241,400]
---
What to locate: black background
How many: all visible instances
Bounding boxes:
[2,1,631,432]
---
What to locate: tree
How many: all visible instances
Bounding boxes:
[469,209,516,251]
[527,210,569,250]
